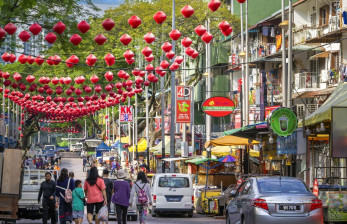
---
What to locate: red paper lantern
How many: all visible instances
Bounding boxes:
[126,80,133,86]
[77,21,90,33]
[120,34,132,46]
[53,55,61,65]
[104,71,114,81]
[46,56,54,66]
[174,56,184,64]
[125,58,135,65]
[161,42,172,52]
[143,80,150,86]
[84,86,92,93]
[117,70,126,79]
[142,46,152,57]
[195,25,207,36]
[169,29,181,40]
[45,32,57,44]
[1,52,10,62]
[201,32,213,44]
[18,31,31,42]
[105,84,113,92]
[52,77,59,85]
[53,21,66,35]
[26,75,35,83]
[147,73,156,82]
[128,15,142,28]
[222,27,233,36]
[135,77,144,85]
[102,18,115,31]
[35,55,45,65]
[2,72,9,79]
[29,23,42,35]
[218,20,231,32]
[145,54,154,63]
[191,50,199,59]
[90,75,99,84]
[18,55,28,64]
[86,54,97,66]
[104,53,115,66]
[237,0,246,3]
[144,32,156,44]
[169,62,180,71]
[70,34,82,45]
[155,66,163,75]
[13,73,22,82]
[123,73,130,80]
[94,34,107,45]
[207,0,221,12]
[64,77,72,85]
[166,51,175,60]
[145,64,154,71]
[4,23,17,35]
[153,11,167,24]
[181,37,193,48]
[123,50,135,60]
[27,55,35,64]
[181,5,194,18]
[132,68,141,76]
[160,60,170,69]
[115,82,123,89]
[0,28,5,39]
[9,54,16,63]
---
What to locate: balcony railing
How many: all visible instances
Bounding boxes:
[293,26,318,45]
[295,72,320,90]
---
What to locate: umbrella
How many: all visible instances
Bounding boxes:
[219,155,236,162]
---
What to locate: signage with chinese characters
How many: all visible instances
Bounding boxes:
[176,86,191,123]
[202,97,235,117]
[268,107,298,137]
[120,106,133,122]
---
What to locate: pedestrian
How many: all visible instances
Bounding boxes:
[56,168,75,224]
[83,156,87,172]
[72,180,85,224]
[102,169,113,218]
[69,172,75,179]
[38,172,56,224]
[129,171,152,224]
[84,166,107,224]
[111,169,130,224]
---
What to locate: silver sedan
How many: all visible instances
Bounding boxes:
[226,176,323,224]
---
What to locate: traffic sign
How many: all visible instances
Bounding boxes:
[120,106,133,122]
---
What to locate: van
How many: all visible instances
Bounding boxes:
[150,173,194,217]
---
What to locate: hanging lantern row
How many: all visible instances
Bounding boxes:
[40,126,82,133]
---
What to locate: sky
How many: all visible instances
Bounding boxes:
[91,0,125,15]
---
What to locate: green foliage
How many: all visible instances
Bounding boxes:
[58,139,69,147]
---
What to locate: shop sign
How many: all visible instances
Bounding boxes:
[120,106,133,122]
[176,100,191,123]
[268,107,298,137]
[202,96,235,117]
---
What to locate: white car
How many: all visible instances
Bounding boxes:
[150,173,194,217]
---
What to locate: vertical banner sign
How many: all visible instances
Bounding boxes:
[120,106,133,122]
[176,86,191,123]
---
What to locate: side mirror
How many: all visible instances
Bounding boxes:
[230,190,236,197]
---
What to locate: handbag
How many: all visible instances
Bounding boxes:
[76,190,86,206]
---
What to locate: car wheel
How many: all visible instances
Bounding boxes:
[152,210,157,217]
[188,212,193,217]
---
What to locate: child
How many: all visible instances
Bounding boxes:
[72,180,85,224]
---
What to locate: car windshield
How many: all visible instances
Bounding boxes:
[257,180,310,194]
[158,177,189,188]
[45,146,54,150]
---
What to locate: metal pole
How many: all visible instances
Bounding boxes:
[245,0,249,126]
[128,98,131,163]
[161,75,165,173]
[281,0,287,108]
[287,0,293,109]
[2,83,5,147]
[206,19,212,143]
[145,72,150,171]
[119,104,121,159]
[169,0,176,173]
[85,118,87,138]
[135,94,138,160]
[182,49,186,144]
[191,89,195,155]
[112,106,114,142]
[12,101,14,139]
[240,3,244,127]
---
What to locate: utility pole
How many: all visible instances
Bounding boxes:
[2,82,5,147]
[240,3,244,127]
[169,0,176,173]
[206,19,211,143]
[281,0,287,108]
[145,72,150,171]
[287,0,293,109]
[245,0,249,126]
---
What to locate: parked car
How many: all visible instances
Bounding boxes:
[150,173,194,217]
[225,176,323,224]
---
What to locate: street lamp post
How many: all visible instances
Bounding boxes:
[287,0,293,109]
[205,19,211,144]
[281,0,287,108]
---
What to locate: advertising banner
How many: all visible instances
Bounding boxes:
[176,100,191,123]
[202,96,235,117]
[120,106,133,122]
[268,107,298,137]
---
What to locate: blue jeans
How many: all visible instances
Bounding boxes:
[58,200,72,224]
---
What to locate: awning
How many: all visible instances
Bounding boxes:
[129,138,147,153]
[162,157,190,162]
[300,83,347,126]
[309,51,330,60]
[292,44,325,51]
[223,122,269,138]
[205,135,259,148]
[308,134,329,141]
[150,136,181,155]
[201,145,260,157]
[185,157,219,165]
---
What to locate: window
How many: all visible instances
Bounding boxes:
[319,5,329,27]
[257,180,310,194]
[242,180,253,195]
[158,177,189,188]
[331,52,339,70]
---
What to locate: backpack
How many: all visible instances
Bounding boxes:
[57,178,73,203]
[135,182,148,204]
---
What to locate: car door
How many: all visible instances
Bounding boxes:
[227,182,246,223]
[239,180,253,223]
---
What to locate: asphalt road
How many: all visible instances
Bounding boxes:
[17,156,225,224]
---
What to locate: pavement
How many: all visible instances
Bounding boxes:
[17,156,225,224]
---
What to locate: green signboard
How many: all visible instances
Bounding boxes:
[268,107,298,137]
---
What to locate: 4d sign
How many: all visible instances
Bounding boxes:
[268,107,298,137]
[120,106,133,122]
[202,97,235,117]
[176,86,191,123]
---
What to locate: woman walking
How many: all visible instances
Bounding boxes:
[111,169,130,224]
[129,171,152,224]
[56,168,75,224]
[84,166,107,224]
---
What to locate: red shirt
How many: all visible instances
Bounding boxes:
[84,177,106,204]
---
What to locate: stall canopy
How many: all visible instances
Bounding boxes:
[219,155,236,162]
[223,122,269,138]
[129,138,147,153]
[95,142,111,157]
[300,82,347,126]
[111,140,127,149]
[149,136,181,155]
[205,135,259,148]
[201,145,260,157]
[185,157,219,165]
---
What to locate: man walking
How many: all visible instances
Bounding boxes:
[38,172,57,224]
